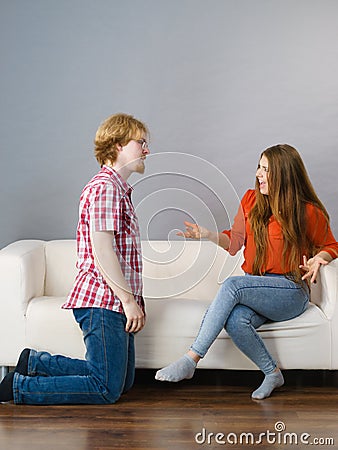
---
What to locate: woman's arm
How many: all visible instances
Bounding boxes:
[177,221,230,251]
[300,204,338,283]
[177,191,253,254]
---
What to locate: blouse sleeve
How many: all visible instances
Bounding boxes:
[306,204,338,259]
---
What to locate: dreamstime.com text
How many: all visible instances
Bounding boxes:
[195,422,334,446]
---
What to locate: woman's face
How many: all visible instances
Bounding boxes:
[256,154,269,195]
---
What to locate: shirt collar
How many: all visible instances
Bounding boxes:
[102,165,133,195]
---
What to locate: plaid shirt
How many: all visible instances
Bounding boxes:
[63,165,144,314]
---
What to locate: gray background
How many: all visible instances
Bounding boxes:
[1,0,338,248]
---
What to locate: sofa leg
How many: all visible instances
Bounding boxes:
[0,366,9,381]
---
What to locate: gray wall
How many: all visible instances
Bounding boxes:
[1,0,338,248]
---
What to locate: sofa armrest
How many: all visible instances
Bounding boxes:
[310,258,338,320]
[322,259,338,369]
[0,240,46,365]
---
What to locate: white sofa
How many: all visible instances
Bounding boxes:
[1,239,338,376]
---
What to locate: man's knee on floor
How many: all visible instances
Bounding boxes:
[101,386,123,404]
[92,375,125,404]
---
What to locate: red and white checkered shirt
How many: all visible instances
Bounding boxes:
[63,165,144,314]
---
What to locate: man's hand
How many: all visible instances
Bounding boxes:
[123,297,146,333]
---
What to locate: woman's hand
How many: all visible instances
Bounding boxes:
[176,221,211,240]
[299,254,329,283]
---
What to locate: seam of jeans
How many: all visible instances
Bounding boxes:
[247,316,276,374]
[101,309,109,394]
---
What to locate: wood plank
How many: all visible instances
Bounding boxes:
[0,370,337,449]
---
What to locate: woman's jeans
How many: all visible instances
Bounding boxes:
[13,308,135,405]
[190,274,309,375]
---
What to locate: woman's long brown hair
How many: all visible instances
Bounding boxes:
[249,144,329,281]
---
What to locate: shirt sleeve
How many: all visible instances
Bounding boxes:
[306,204,338,259]
[89,183,122,233]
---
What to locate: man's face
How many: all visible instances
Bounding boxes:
[120,137,150,175]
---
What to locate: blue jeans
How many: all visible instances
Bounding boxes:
[190,274,309,374]
[13,308,135,404]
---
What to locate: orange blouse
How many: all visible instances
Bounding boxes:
[222,189,338,274]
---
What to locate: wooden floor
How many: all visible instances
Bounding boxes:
[1,370,337,450]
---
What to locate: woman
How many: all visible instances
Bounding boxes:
[155,144,338,399]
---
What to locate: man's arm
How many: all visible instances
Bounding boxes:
[91,230,145,333]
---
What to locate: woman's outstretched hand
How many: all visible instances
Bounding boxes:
[299,255,329,284]
[176,221,211,240]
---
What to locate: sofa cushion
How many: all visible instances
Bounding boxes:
[142,240,244,300]
[139,298,328,338]
[44,241,78,297]
[25,294,330,370]
[135,300,331,369]
[25,297,85,359]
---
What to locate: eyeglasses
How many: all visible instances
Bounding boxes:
[135,139,149,150]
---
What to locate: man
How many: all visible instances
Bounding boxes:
[0,113,150,404]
